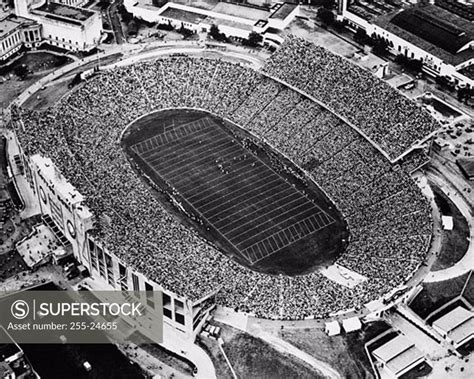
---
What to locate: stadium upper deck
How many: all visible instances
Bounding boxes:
[263,36,441,162]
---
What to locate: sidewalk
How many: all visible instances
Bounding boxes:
[424,171,473,283]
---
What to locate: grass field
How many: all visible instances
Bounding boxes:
[279,322,393,379]
[409,272,471,320]
[122,109,347,275]
[431,186,470,271]
[204,322,324,379]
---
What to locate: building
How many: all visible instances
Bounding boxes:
[0,15,41,62]
[337,1,474,87]
[13,0,102,52]
[441,215,453,230]
[372,334,426,378]
[342,316,362,332]
[125,0,299,45]
[457,157,474,180]
[9,128,217,345]
[432,306,474,349]
[325,320,341,336]
[0,326,37,379]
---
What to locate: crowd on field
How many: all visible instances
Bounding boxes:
[11,52,433,319]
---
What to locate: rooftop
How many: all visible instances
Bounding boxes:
[373,334,414,363]
[457,63,474,80]
[211,2,269,22]
[390,6,472,55]
[269,3,297,20]
[449,316,474,345]
[0,15,37,39]
[347,0,401,22]
[457,157,474,179]
[159,7,208,25]
[0,17,21,39]
[386,344,424,375]
[373,335,424,375]
[433,306,473,332]
[33,1,95,25]
[203,16,253,31]
[374,4,474,66]
[435,0,474,22]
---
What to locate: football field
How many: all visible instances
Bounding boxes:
[124,109,347,275]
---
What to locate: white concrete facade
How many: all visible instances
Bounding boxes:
[0,16,41,61]
[10,134,217,343]
[13,0,102,52]
[125,1,298,41]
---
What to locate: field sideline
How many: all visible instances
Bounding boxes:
[123,109,348,276]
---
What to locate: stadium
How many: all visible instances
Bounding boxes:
[9,36,437,342]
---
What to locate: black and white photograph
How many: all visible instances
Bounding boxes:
[0,0,473,378]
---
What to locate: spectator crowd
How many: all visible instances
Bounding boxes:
[263,36,439,161]
[10,51,433,319]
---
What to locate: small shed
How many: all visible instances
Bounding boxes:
[342,317,362,333]
[441,215,453,230]
[325,320,341,336]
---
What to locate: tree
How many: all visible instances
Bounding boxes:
[14,64,28,80]
[372,37,389,56]
[70,73,82,88]
[244,32,263,47]
[354,28,367,44]
[321,0,335,9]
[209,24,220,40]
[457,87,472,104]
[179,24,193,39]
[317,8,335,25]
[208,24,226,42]
[118,5,133,23]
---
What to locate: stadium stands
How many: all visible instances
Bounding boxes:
[11,52,432,319]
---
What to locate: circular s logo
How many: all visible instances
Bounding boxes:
[11,300,29,320]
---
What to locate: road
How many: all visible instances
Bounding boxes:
[423,169,473,283]
[108,1,126,44]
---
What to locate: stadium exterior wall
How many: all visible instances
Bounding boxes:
[9,125,217,343]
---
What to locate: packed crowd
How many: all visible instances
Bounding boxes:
[263,36,440,161]
[11,55,433,319]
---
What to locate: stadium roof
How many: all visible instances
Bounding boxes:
[374,4,474,65]
[373,335,424,375]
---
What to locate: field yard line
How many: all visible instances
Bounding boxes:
[218,193,303,232]
[212,190,297,227]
